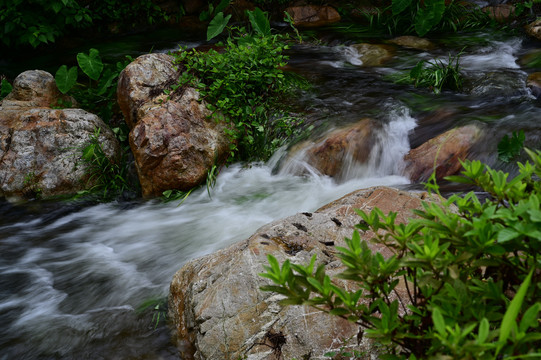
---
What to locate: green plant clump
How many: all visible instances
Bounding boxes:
[171,9,306,162]
[77,128,130,200]
[498,130,526,163]
[394,51,463,94]
[358,0,491,37]
[260,149,541,359]
[0,0,167,48]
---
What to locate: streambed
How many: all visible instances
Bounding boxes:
[1,28,540,359]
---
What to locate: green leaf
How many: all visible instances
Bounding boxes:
[498,269,534,353]
[414,0,445,37]
[519,303,541,333]
[247,7,271,37]
[432,307,446,336]
[55,65,78,94]
[498,131,525,163]
[0,78,12,99]
[207,12,231,41]
[477,318,489,344]
[392,0,413,15]
[497,228,520,243]
[77,48,103,81]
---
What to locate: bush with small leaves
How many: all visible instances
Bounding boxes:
[261,149,541,359]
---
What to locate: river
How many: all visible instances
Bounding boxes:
[1,26,540,359]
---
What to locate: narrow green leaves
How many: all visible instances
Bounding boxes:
[498,270,533,351]
[55,65,78,94]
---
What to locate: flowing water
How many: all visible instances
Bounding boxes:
[1,27,541,359]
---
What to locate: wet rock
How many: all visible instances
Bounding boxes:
[281,119,378,179]
[388,36,435,51]
[404,123,484,183]
[169,186,437,360]
[482,4,515,23]
[348,43,395,67]
[117,53,231,197]
[466,71,529,99]
[525,19,541,41]
[285,5,341,28]
[527,72,541,98]
[0,70,119,201]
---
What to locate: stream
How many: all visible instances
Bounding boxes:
[1,26,540,359]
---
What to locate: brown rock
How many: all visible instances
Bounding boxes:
[525,19,541,41]
[2,70,74,109]
[118,53,231,197]
[404,123,483,183]
[285,5,341,28]
[349,43,395,66]
[282,119,378,179]
[482,4,515,23]
[130,87,230,197]
[117,53,181,129]
[388,36,435,51]
[169,186,437,360]
[527,72,541,98]
[0,70,119,201]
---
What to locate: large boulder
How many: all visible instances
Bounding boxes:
[117,53,230,197]
[404,123,484,183]
[280,119,378,179]
[285,5,341,28]
[169,186,436,360]
[0,70,120,201]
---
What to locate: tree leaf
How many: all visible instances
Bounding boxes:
[0,78,12,99]
[77,48,103,81]
[432,307,446,336]
[207,12,231,41]
[392,0,413,15]
[55,65,78,94]
[414,0,445,37]
[247,7,271,37]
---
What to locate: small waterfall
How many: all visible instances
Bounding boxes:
[344,106,417,179]
[278,105,417,182]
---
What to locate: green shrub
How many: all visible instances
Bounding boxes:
[170,9,306,162]
[393,51,463,94]
[77,128,130,200]
[358,0,491,36]
[260,149,541,359]
[0,0,167,48]
[498,130,526,163]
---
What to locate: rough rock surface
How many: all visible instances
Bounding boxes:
[526,19,541,41]
[349,43,395,67]
[388,36,434,51]
[117,53,230,197]
[404,123,483,183]
[527,72,541,98]
[285,5,341,28]
[169,186,434,360]
[0,70,119,201]
[280,119,378,179]
[482,4,515,22]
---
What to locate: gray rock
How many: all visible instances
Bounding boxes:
[169,186,437,360]
[0,70,119,201]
